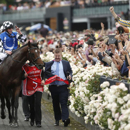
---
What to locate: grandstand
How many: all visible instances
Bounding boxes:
[0,0,129,31]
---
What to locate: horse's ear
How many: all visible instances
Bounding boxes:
[28,41,31,48]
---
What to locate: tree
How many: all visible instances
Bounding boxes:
[0,0,14,5]
[0,0,15,10]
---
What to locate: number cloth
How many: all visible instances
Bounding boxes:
[22,64,43,96]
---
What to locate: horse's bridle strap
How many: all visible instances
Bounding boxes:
[11,47,41,64]
[28,47,42,68]
[28,47,38,51]
[33,57,40,62]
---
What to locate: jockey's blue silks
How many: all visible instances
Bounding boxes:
[0,31,18,51]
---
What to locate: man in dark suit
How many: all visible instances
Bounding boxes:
[45,48,72,127]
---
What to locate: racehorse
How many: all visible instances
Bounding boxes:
[0,41,44,127]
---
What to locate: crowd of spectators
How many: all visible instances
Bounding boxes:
[0,5,129,78]
[1,2,44,11]
[24,19,130,79]
[0,0,128,12]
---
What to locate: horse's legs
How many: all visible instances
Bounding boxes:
[14,95,19,127]
[5,97,13,124]
[1,96,6,119]
[11,94,14,120]
[12,86,21,127]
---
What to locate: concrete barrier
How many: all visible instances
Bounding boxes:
[100,76,130,92]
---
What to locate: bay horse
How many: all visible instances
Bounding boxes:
[0,41,44,127]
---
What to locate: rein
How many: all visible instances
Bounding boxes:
[11,56,21,63]
[11,46,41,67]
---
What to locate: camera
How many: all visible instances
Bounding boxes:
[123,46,126,51]
[105,50,113,57]
[103,52,105,56]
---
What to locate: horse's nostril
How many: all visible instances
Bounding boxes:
[41,64,44,67]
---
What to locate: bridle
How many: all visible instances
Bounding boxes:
[11,46,42,68]
[28,47,41,68]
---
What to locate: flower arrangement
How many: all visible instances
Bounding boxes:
[69,63,114,119]
[40,52,54,62]
[83,82,130,130]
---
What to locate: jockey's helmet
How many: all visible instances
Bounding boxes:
[3,21,13,30]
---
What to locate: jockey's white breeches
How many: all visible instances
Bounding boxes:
[0,53,7,64]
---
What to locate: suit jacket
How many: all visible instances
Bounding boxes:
[45,60,72,82]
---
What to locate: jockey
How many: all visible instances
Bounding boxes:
[0,21,27,63]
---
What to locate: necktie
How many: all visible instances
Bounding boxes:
[55,62,59,85]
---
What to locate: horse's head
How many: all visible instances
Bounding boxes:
[27,41,44,70]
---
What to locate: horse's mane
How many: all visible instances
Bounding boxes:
[12,44,28,54]
[12,43,38,54]
[4,43,38,61]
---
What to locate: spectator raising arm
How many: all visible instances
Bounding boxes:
[99,22,104,38]
[110,6,130,27]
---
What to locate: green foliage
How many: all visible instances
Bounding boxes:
[0,0,14,6]
[86,74,100,97]
[62,56,68,61]
[0,0,6,4]
[113,121,120,130]
[70,86,76,96]
[44,54,47,57]
[119,90,128,97]
[73,96,85,116]
[67,99,71,106]
[98,108,112,129]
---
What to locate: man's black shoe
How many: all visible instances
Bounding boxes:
[36,123,41,127]
[54,120,59,126]
[64,118,70,127]
[24,117,29,121]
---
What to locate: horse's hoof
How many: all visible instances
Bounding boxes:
[1,115,6,119]
[10,123,14,127]
[14,123,18,127]
[9,123,13,126]
[9,120,13,126]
